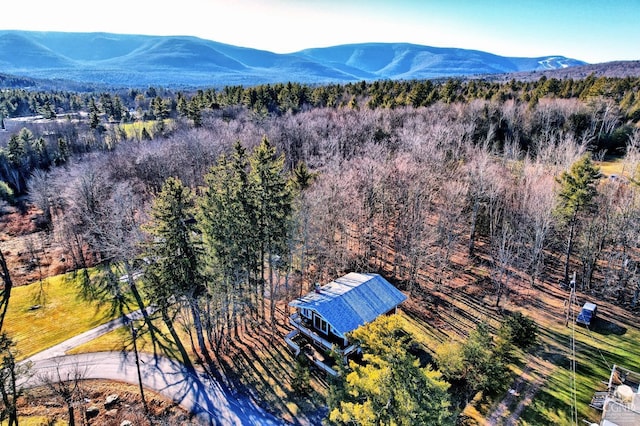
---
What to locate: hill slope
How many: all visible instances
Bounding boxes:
[0,30,587,87]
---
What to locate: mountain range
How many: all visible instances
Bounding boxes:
[0,30,588,88]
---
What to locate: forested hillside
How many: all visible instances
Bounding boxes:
[2,73,640,424]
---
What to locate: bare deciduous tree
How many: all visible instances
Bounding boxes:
[38,361,87,426]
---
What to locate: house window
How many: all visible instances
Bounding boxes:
[301,308,311,319]
[314,314,329,335]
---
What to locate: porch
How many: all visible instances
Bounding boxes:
[285,313,359,376]
[287,312,358,355]
[285,328,339,376]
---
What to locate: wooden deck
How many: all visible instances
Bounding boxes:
[285,328,339,376]
[288,313,336,352]
[285,313,359,376]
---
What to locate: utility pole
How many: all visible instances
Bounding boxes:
[565,272,576,327]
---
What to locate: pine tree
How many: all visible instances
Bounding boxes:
[89,98,101,130]
[555,153,602,284]
[142,177,204,369]
[329,315,454,425]
[6,134,25,167]
[198,143,255,340]
[151,96,170,121]
[248,137,293,323]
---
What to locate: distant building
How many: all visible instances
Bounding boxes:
[285,272,407,375]
[590,364,640,426]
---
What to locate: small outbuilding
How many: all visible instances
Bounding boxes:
[577,302,597,326]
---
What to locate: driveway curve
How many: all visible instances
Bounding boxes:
[21,310,285,426]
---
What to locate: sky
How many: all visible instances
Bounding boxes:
[2,0,638,64]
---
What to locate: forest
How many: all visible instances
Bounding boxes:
[1,72,640,424]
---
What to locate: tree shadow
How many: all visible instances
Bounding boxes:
[139,352,282,425]
[211,316,328,425]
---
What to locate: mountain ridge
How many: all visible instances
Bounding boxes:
[0,30,589,88]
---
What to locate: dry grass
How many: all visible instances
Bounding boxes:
[4,271,122,360]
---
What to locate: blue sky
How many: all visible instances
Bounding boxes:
[2,0,638,63]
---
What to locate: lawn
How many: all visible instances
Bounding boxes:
[596,156,635,178]
[116,119,175,140]
[4,270,124,360]
[520,301,640,425]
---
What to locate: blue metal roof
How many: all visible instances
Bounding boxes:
[289,272,407,336]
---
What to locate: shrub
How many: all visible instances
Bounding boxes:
[502,312,538,351]
[0,181,14,203]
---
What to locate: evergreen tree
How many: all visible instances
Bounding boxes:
[140,127,152,141]
[151,96,170,121]
[187,99,203,127]
[142,177,204,370]
[248,137,293,322]
[112,95,124,122]
[5,134,25,167]
[88,98,101,130]
[198,143,255,340]
[329,315,454,425]
[461,322,507,395]
[54,137,70,166]
[555,153,602,283]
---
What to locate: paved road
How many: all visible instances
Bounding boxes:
[27,308,153,362]
[21,310,285,426]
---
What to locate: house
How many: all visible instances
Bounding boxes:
[285,272,407,376]
[590,364,640,426]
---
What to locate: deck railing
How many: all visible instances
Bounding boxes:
[284,325,339,376]
[289,313,335,352]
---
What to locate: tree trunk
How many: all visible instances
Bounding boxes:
[124,262,161,352]
[67,404,75,426]
[468,200,480,256]
[632,283,639,308]
[0,385,17,426]
[160,308,194,371]
[189,298,214,367]
[0,249,14,331]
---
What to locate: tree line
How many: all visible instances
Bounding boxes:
[22,95,640,314]
[1,73,639,203]
[3,73,640,422]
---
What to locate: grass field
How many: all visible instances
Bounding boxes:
[520,307,640,425]
[4,270,124,360]
[116,119,175,140]
[6,263,640,425]
[596,155,637,178]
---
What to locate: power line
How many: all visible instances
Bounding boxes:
[570,282,578,425]
[565,272,578,426]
